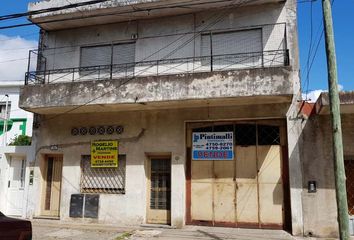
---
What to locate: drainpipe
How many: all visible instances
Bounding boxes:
[3,94,9,146]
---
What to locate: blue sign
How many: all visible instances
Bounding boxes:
[192,132,234,160]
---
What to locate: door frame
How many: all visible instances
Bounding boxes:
[185,120,291,230]
[146,154,172,225]
[40,154,63,217]
[5,155,26,216]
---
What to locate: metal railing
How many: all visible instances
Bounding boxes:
[25,49,289,85]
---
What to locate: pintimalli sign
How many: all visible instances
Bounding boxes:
[192,132,234,160]
[91,140,118,167]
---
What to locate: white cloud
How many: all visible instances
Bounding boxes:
[303,89,325,103]
[302,84,344,103]
[0,35,37,81]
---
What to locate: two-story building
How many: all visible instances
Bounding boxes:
[0,80,34,218]
[19,0,309,237]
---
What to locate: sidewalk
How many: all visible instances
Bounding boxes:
[30,219,331,240]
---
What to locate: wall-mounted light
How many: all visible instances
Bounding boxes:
[308,181,317,193]
[50,145,59,151]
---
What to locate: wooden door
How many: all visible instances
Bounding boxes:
[41,155,63,217]
[6,157,26,216]
[257,145,284,226]
[147,158,171,224]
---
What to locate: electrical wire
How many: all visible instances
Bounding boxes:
[0,0,113,21]
[0,0,239,30]
[0,0,312,31]
[304,0,314,100]
[39,0,256,123]
[302,0,335,101]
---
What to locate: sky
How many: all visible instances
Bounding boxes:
[0,0,353,101]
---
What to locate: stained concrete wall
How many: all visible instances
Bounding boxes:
[37,4,287,73]
[27,103,290,227]
[20,68,294,111]
[284,0,303,235]
[28,0,280,26]
[300,114,354,238]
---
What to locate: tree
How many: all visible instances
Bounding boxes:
[9,135,31,146]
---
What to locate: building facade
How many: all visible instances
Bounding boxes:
[298,92,354,238]
[18,0,313,237]
[0,80,33,218]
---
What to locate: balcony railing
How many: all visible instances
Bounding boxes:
[25,22,289,85]
[25,50,289,85]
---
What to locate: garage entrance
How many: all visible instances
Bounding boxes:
[186,120,290,230]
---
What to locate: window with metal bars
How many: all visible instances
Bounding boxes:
[150,159,171,210]
[192,123,280,146]
[80,155,126,194]
[345,160,354,215]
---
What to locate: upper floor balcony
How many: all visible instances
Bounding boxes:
[20,4,298,114]
[28,0,286,30]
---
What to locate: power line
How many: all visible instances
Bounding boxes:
[0,0,312,31]
[302,0,334,100]
[0,23,284,65]
[304,0,314,100]
[0,0,236,30]
[39,0,255,123]
[0,0,112,21]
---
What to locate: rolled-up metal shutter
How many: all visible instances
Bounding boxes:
[212,29,262,55]
[80,45,112,67]
[113,42,136,65]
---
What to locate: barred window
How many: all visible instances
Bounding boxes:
[258,125,280,145]
[80,155,126,194]
[345,160,354,215]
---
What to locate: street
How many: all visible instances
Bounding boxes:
[31,219,304,240]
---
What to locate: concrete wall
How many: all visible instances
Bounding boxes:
[28,103,290,227]
[300,113,354,238]
[40,4,286,71]
[283,0,303,235]
[28,0,280,29]
[20,68,294,112]
[0,82,33,145]
[0,82,34,218]
[0,146,34,217]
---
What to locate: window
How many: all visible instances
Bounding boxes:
[200,29,263,70]
[192,123,280,146]
[20,159,25,188]
[80,43,136,68]
[80,45,112,67]
[235,124,257,146]
[80,43,136,79]
[80,155,126,194]
[0,102,11,119]
[258,125,280,145]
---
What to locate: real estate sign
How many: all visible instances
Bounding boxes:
[192,132,234,160]
[91,140,118,167]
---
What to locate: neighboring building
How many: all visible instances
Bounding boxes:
[299,92,354,238]
[20,0,308,237]
[0,80,33,218]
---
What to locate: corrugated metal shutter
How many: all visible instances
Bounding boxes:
[212,29,262,55]
[80,45,112,67]
[201,34,211,57]
[112,42,136,65]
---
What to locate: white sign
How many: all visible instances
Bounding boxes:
[192,132,234,160]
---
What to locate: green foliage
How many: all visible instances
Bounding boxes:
[9,135,31,146]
